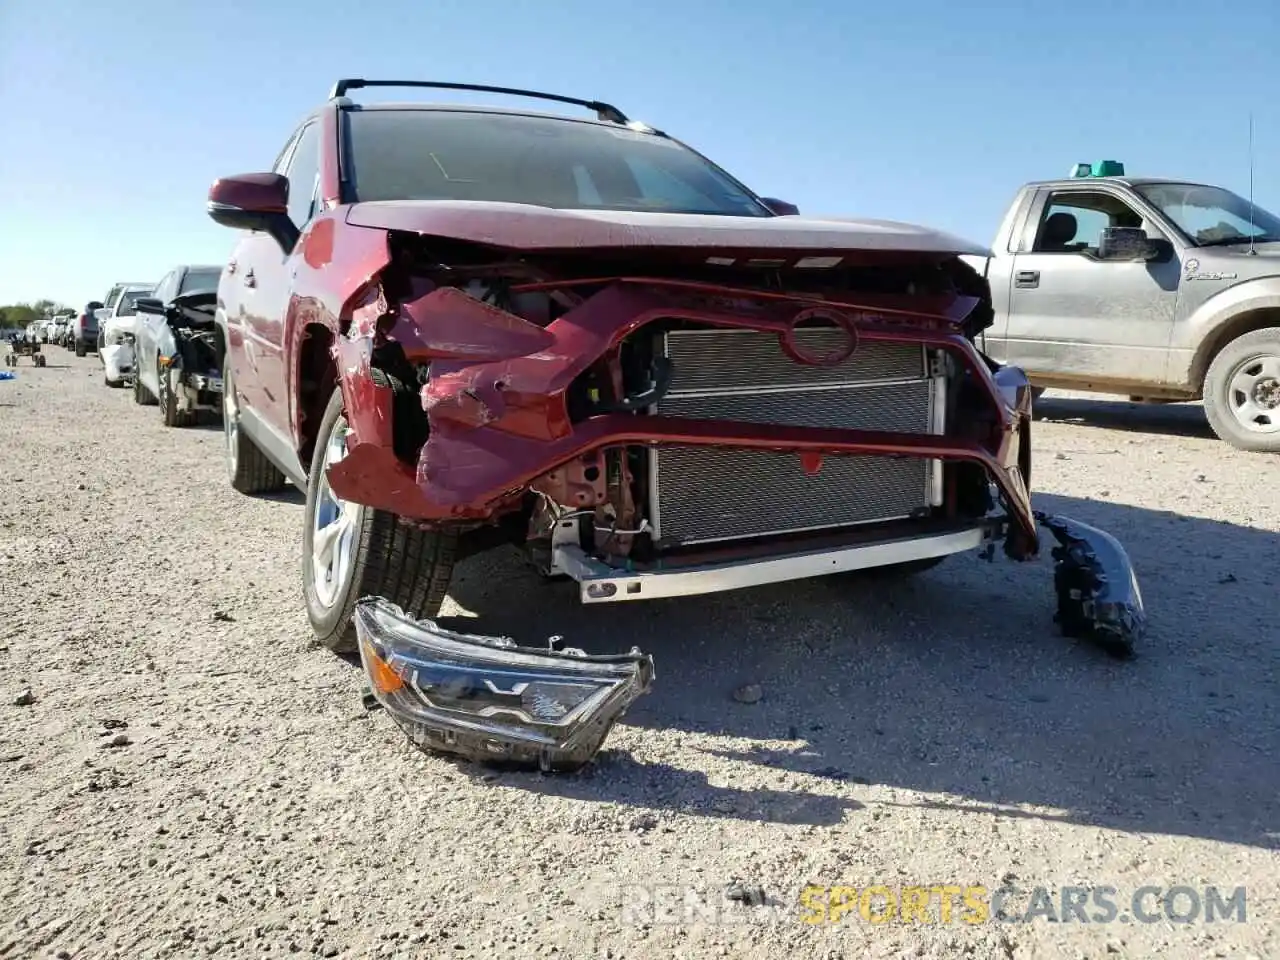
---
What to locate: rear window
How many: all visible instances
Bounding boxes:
[180,268,222,294]
[344,108,767,217]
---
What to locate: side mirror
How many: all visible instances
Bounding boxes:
[93,308,110,323]
[760,196,800,217]
[207,173,299,251]
[1098,226,1162,261]
[134,297,166,316]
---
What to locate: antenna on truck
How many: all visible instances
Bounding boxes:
[1247,112,1258,256]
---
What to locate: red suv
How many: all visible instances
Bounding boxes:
[206,80,1144,770]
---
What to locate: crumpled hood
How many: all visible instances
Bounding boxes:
[172,290,217,310]
[345,200,991,258]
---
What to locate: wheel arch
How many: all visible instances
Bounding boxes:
[1190,306,1280,393]
[295,322,338,471]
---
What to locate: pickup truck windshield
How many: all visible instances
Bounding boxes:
[1135,183,1280,247]
[345,108,769,217]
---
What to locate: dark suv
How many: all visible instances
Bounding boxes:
[205,79,1144,770]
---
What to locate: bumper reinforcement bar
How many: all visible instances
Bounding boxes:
[553,526,991,603]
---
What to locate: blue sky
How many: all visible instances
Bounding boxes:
[1,0,1276,307]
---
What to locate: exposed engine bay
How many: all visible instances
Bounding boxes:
[328,236,1146,772]
[166,291,225,410]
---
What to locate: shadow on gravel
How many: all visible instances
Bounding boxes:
[467,752,862,826]
[442,494,1279,849]
[1034,395,1215,440]
[257,486,305,506]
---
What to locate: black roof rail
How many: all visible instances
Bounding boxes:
[328,79,631,125]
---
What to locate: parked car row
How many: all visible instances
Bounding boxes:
[74,268,226,428]
[176,77,1149,772]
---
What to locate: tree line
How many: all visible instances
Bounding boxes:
[0,300,78,330]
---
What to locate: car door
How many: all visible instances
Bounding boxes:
[253,119,321,435]
[232,121,320,437]
[140,270,178,394]
[1001,186,1181,387]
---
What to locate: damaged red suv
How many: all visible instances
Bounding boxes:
[207,79,1144,771]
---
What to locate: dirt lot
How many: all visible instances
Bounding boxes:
[1,351,1277,960]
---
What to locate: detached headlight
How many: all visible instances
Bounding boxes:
[354,597,653,772]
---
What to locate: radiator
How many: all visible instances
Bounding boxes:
[649,328,945,547]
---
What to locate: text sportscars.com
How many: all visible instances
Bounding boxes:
[619,883,1249,926]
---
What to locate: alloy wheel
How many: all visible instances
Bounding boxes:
[310,417,358,609]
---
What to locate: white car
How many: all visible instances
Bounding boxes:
[132,264,224,426]
[99,287,155,387]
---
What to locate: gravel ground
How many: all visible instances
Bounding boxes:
[2,351,1278,960]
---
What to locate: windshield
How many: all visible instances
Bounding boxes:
[115,291,148,317]
[180,268,222,294]
[1136,182,1280,246]
[346,108,769,217]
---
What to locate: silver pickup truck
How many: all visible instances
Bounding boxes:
[966,162,1280,452]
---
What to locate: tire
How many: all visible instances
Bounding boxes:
[74,339,86,358]
[1202,327,1280,453]
[223,361,287,494]
[302,386,457,652]
[158,360,195,427]
[133,364,157,405]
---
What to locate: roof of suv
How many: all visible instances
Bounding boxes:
[331,101,664,142]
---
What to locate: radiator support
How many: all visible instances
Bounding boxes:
[647,328,946,548]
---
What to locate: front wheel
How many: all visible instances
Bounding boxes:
[158,360,195,427]
[1203,328,1280,453]
[133,364,157,405]
[302,387,457,652]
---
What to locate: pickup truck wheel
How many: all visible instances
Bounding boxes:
[158,360,195,428]
[1203,328,1280,452]
[223,363,287,494]
[302,387,457,653]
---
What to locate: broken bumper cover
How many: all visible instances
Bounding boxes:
[1036,512,1146,656]
[353,597,654,770]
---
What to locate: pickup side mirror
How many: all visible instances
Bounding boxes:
[134,297,166,316]
[1097,226,1168,262]
[760,196,800,217]
[207,173,300,252]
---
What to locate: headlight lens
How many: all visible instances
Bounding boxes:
[354,598,653,765]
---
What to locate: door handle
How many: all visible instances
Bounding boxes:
[243,269,256,289]
[1015,270,1040,289]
